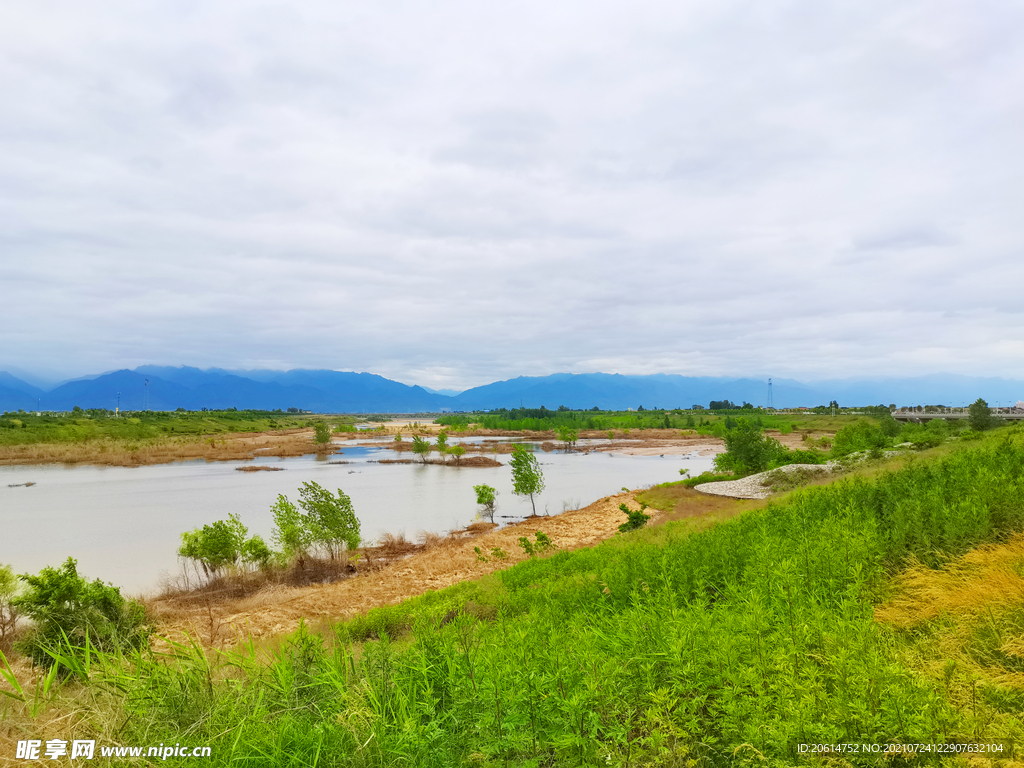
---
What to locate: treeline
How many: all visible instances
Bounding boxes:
[437,407,790,432]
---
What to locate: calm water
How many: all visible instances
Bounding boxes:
[0,441,712,593]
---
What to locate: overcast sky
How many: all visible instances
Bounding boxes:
[2,1,1022,390]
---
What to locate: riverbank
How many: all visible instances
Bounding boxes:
[147,488,759,648]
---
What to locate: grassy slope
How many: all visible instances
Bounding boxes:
[4,431,1024,766]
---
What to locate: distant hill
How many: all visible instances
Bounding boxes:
[451,373,827,410]
[3,367,451,413]
[1,366,1022,414]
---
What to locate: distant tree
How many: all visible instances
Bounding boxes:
[474,484,497,522]
[709,400,737,410]
[313,422,332,444]
[968,398,995,431]
[447,444,466,465]
[510,445,545,516]
[556,424,579,450]
[412,435,431,463]
[436,430,449,460]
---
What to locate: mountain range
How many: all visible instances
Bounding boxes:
[1,366,1023,414]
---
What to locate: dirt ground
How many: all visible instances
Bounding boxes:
[150,492,664,648]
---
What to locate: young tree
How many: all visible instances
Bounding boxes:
[412,435,431,463]
[968,398,995,431]
[556,425,579,450]
[313,421,332,444]
[298,481,360,557]
[474,484,497,522]
[510,445,545,516]
[271,494,311,568]
[447,444,466,465]
[436,429,449,460]
[271,482,361,566]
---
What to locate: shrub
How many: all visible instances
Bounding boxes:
[714,423,784,474]
[831,421,888,457]
[518,531,557,557]
[617,502,650,532]
[770,448,826,467]
[13,558,149,669]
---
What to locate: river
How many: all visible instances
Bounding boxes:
[1,439,713,593]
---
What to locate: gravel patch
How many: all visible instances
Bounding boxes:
[693,463,835,499]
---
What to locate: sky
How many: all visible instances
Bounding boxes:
[2,1,1023,391]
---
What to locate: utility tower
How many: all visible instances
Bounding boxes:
[767,378,774,410]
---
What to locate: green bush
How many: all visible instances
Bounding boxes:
[770,448,826,467]
[830,420,888,457]
[617,502,650,532]
[714,423,784,473]
[178,514,269,577]
[13,558,148,669]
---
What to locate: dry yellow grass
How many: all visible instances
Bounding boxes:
[876,535,1024,629]
[876,533,1024,737]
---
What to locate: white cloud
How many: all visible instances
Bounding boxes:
[1,0,1023,389]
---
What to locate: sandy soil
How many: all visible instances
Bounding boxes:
[150,492,657,648]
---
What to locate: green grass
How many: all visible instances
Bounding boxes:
[8,430,1024,766]
[0,410,340,447]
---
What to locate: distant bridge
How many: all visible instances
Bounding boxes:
[892,411,1024,423]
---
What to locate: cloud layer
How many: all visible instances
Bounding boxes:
[2,1,1022,388]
